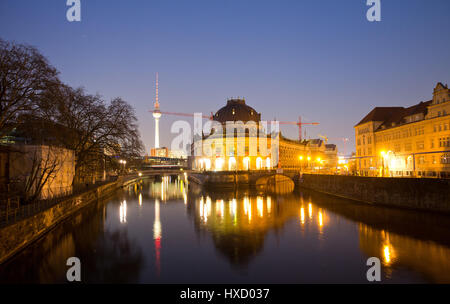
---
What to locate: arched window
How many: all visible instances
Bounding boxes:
[243,157,250,170]
[204,159,211,170]
[228,157,236,171]
[256,157,262,170]
[215,158,224,171]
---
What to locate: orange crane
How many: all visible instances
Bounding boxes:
[279,116,319,141]
[150,111,319,142]
[149,110,213,120]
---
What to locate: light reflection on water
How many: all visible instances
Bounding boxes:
[1,175,450,283]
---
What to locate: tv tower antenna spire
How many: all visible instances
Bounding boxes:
[152,72,161,148]
[155,72,160,110]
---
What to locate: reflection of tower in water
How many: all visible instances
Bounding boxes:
[153,199,162,276]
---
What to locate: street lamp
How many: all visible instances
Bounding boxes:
[119,159,127,173]
[380,151,386,177]
[299,155,303,172]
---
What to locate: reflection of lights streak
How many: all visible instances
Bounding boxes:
[203,203,208,223]
[318,210,323,227]
[153,199,161,276]
[257,196,264,217]
[206,196,212,217]
[384,245,391,264]
[217,200,224,218]
[267,196,272,214]
[199,199,204,219]
[308,203,312,219]
[119,200,127,223]
[139,193,142,206]
[198,196,209,223]
[153,199,161,239]
[244,197,249,215]
[300,207,305,225]
[230,199,237,216]
[230,199,237,222]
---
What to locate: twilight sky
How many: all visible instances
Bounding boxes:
[1,0,449,155]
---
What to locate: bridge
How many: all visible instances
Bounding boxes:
[188,169,301,193]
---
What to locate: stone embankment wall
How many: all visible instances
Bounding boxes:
[299,174,450,213]
[0,176,142,264]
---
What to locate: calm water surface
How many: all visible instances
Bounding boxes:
[1,176,450,283]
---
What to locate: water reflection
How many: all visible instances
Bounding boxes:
[187,191,315,266]
[154,198,162,276]
[119,200,127,223]
[358,223,450,282]
[1,176,450,283]
[186,186,450,282]
[0,198,144,283]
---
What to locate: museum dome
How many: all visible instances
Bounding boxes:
[213,99,261,123]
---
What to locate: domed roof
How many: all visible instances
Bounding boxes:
[213,99,261,123]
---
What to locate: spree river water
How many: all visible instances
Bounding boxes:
[1,175,450,283]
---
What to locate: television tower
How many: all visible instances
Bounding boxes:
[152,72,161,148]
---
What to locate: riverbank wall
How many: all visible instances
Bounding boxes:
[298,174,450,213]
[0,176,143,265]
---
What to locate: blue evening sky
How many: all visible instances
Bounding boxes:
[1,0,449,154]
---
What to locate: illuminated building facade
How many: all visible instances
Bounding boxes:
[355,82,450,177]
[190,98,338,172]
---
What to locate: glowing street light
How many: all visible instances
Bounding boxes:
[119,159,127,173]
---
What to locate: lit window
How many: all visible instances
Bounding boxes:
[266,157,271,169]
[228,157,236,171]
[243,157,250,170]
[256,157,262,170]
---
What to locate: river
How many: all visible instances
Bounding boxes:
[1,175,449,283]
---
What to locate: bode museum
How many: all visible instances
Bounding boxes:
[189,98,338,172]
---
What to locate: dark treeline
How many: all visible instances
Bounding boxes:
[0,38,144,185]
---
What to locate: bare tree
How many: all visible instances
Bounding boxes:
[0,38,59,137]
[9,145,69,203]
[1,38,143,186]
[38,86,144,184]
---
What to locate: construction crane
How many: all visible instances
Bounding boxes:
[149,110,214,120]
[151,111,319,142]
[279,116,319,141]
